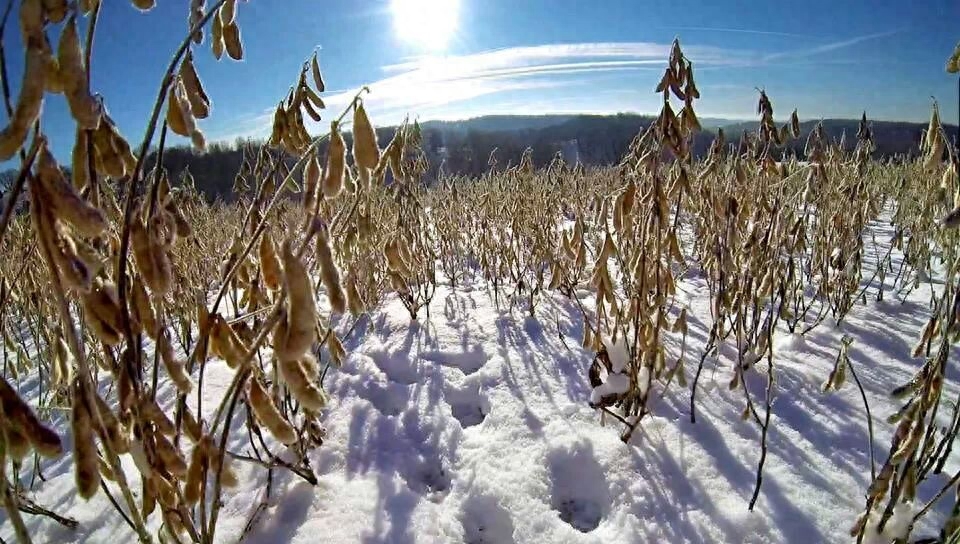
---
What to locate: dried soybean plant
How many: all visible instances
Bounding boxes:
[430,176,475,290]
[560,38,955,523]
[503,152,565,317]
[0,0,385,542]
[377,119,440,320]
[578,39,700,443]
[845,57,960,544]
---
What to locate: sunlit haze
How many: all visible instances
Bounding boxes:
[391,0,460,50]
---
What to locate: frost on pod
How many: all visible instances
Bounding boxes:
[303,151,322,212]
[248,373,298,445]
[151,430,188,477]
[345,274,365,315]
[71,382,100,499]
[221,10,244,61]
[323,121,346,198]
[50,335,72,393]
[179,50,211,119]
[130,211,174,296]
[0,377,62,459]
[158,331,194,394]
[89,114,138,180]
[35,143,107,238]
[81,280,127,346]
[279,354,327,411]
[93,391,128,454]
[0,7,46,160]
[131,276,159,339]
[316,224,347,314]
[273,239,318,361]
[166,76,206,151]
[352,101,380,189]
[184,439,209,506]
[259,229,284,292]
[210,314,249,368]
[57,15,100,129]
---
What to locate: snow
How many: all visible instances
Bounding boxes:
[602,336,630,374]
[3,215,960,543]
[636,366,651,396]
[590,336,636,404]
[589,373,630,405]
[777,332,807,352]
[861,502,914,544]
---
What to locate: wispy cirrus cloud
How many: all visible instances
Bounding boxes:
[321,32,896,121]
[320,41,756,120]
[382,41,751,74]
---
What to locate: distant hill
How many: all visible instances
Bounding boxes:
[142,114,960,201]
[418,114,716,177]
[720,119,959,158]
[421,113,737,133]
[418,115,578,133]
[418,114,958,167]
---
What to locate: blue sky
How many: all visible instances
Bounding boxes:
[3,0,959,160]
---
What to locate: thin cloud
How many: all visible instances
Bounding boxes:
[383,42,752,74]
[763,30,899,61]
[323,41,755,119]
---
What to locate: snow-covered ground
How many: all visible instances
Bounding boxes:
[2,215,958,543]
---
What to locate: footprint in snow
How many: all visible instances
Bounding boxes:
[366,346,419,385]
[352,375,410,417]
[421,343,489,375]
[546,441,611,533]
[460,493,516,544]
[444,381,490,428]
[402,456,452,500]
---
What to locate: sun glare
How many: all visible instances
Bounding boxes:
[391,0,460,50]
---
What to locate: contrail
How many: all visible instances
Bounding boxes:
[763,30,900,61]
[659,25,816,39]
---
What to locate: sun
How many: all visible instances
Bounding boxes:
[391,0,460,50]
